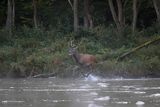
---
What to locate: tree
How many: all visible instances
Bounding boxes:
[108,0,125,32]
[6,0,15,35]
[116,0,125,27]
[84,0,93,29]
[74,0,78,32]
[132,0,138,34]
[67,0,79,32]
[33,0,38,28]
[152,0,160,24]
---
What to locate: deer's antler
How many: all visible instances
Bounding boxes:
[70,40,76,47]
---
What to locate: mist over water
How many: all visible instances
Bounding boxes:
[0,77,160,107]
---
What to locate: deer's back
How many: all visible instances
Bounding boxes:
[79,54,97,66]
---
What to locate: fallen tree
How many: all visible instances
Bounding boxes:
[117,36,160,61]
[33,72,61,78]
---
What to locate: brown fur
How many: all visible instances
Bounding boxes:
[52,58,62,65]
[79,54,97,66]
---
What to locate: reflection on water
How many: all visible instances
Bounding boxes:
[0,76,160,107]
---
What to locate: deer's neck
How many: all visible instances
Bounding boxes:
[72,52,81,65]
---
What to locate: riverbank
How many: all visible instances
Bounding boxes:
[0,26,160,78]
[0,58,160,78]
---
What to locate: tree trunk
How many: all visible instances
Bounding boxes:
[12,0,15,27]
[108,0,121,32]
[153,0,160,24]
[84,0,89,28]
[33,0,38,28]
[84,16,89,28]
[116,0,124,26]
[88,15,93,29]
[84,0,93,29]
[132,0,138,34]
[6,0,12,35]
[74,0,78,32]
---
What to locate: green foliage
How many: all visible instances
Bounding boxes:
[0,24,160,77]
[0,0,160,77]
[140,24,160,37]
[15,26,46,39]
[0,29,12,45]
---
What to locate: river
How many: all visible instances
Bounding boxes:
[0,75,160,107]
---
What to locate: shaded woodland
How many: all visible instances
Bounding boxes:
[1,0,159,32]
[0,0,160,78]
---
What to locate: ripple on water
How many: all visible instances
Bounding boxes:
[94,96,110,101]
[0,89,13,91]
[23,88,100,92]
[2,100,25,104]
[88,103,103,107]
[136,87,160,90]
[122,85,136,89]
[133,91,146,94]
[80,84,92,88]
[89,92,98,96]
[148,93,160,98]
[42,99,72,103]
[9,87,14,89]
[114,101,129,104]
[48,84,72,88]
[136,101,145,105]
[97,83,108,87]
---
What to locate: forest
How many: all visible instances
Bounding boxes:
[0,0,160,78]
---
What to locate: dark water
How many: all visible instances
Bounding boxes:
[0,76,160,107]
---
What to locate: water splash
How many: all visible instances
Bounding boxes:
[84,74,101,81]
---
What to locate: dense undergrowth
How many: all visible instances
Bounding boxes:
[0,25,160,78]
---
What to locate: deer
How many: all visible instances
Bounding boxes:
[68,41,97,77]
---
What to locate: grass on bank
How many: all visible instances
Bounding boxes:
[0,25,160,78]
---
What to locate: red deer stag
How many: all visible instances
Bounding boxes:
[68,41,97,77]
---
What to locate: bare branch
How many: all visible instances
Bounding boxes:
[68,0,73,11]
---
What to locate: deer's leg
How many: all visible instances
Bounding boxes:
[80,66,88,77]
[84,65,93,77]
[82,72,88,77]
[78,65,89,77]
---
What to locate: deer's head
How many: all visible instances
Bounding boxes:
[68,40,78,56]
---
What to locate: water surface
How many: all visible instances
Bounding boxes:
[0,76,160,107]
